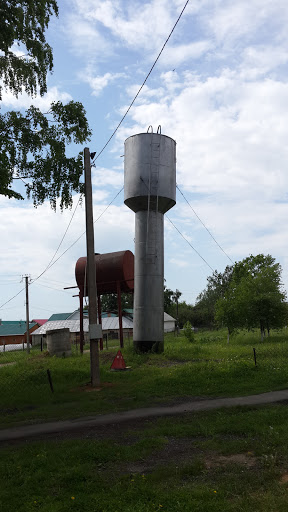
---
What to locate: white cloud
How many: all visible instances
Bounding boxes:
[92,167,123,188]
[72,0,176,51]
[84,72,126,96]
[62,15,112,57]
[3,0,288,317]
[204,0,287,46]
[160,41,212,67]
[64,0,201,65]
[169,257,189,267]
[240,46,288,78]
[1,86,72,110]
[0,192,134,319]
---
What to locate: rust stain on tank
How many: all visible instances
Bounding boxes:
[75,250,134,296]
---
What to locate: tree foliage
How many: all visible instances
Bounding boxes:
[0,0,58,99]
[100,292,133,313]
[183,321,194,342]
[164,284,175,312]
[164,284,194,328]
[215,254,287,339]
[194,265,233,328]
[0,0,91,209]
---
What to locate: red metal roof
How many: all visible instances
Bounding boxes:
[32,319,48,326]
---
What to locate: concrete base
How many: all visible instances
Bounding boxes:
[47,328,71,357]
[133,340,164,353]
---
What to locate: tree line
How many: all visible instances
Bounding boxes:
[165,254,288,339]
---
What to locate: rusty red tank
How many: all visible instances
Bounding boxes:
[75,250,134,295]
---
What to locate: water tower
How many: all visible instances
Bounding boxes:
[124,127,176,352]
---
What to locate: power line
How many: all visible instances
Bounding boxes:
[176,184,234,264]
[29,305,56,314]
[166,215,214,272]
[0,281,21,285]
[15,170,83,283]
[137,170,214,271]
[3,0,190,308]
[1,1,190,312]
[94,0,191,163]
[0,187,124,311]
[0,305,25,311]
[0,273,21,277]
[10,0,189,287]
[31,195,82,285]
[37,276,72,287]
[33,283,71,294]
[0,287,25,311]
[36,187,124,275]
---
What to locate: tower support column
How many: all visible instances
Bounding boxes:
[133,210,164,352]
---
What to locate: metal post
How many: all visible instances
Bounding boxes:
[79,290,84,354]
[25,276,30,354]
[97,295,103,351]
[176,289,179,336]
[84,147,101,387]
[117,281,124,348]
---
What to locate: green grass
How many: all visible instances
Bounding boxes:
[2,404,288,511]
[1,329,288,427]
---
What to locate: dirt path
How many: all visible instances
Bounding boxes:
[1,388,288,445]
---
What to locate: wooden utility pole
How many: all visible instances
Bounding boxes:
[25,275,30,353]
[84,147,101,387]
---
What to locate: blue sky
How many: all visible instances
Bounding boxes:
[1,0,288,321]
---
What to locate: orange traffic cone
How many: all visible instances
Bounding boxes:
[110,350,127,370]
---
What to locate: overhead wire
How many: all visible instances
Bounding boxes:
[35,186,124,275]
[33,283,72,294]
[138,162,214,272]
[1,0,191,311]
[176,184,234,264]
[37,276,73,287]
[94,0,191,163]
[29,305,56,314]
[0,187,124,310]
[13,0,175,282]
[0,287,26,310]
[31,195,82,284]
[166,215,214,272]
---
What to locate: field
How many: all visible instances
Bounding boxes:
[2,404,288,511]
[2,329,288,511]
[1,329,288,427]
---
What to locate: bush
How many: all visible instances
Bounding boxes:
[183,321,195,342]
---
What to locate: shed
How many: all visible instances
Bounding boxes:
[32,317,134,346]
[164,313,176,332]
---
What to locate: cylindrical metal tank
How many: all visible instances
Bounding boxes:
[124,131,176,353]
[75,250,134,295]
[124,132,176,213]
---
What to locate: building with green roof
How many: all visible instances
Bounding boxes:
[47,313,73,321]
[0,321,39,346]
